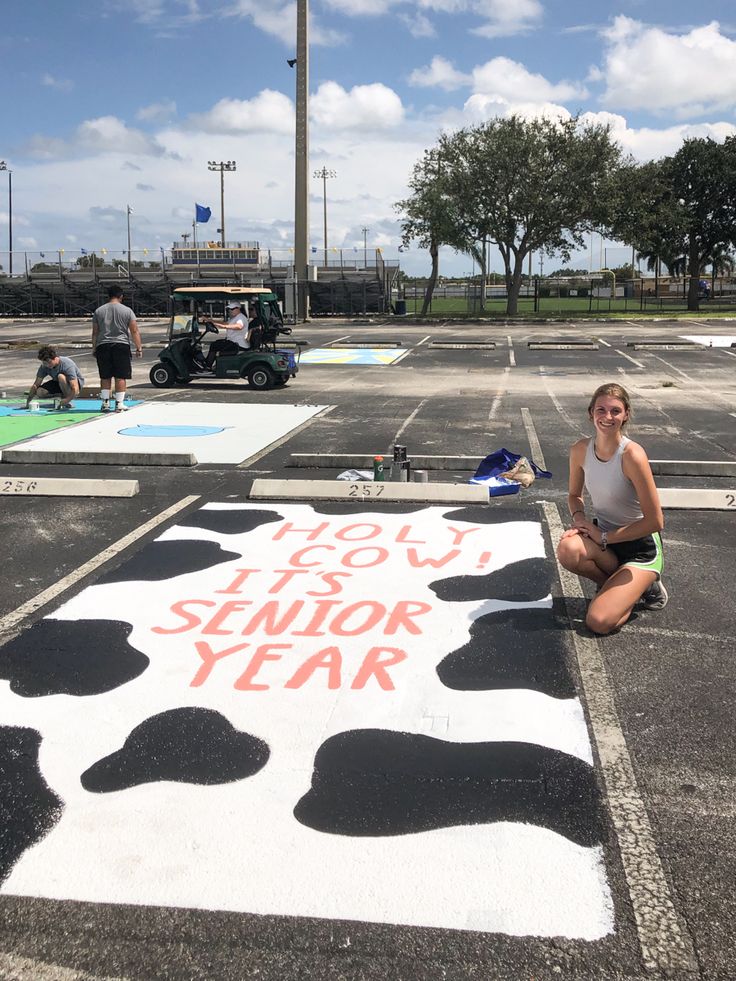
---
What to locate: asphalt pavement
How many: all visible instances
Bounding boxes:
[0,315,734,981]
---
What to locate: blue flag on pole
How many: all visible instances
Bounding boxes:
[195,204,211,223]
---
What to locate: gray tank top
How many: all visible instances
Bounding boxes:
[583,436,643,532]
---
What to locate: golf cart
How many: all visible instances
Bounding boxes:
[149,287,300,390]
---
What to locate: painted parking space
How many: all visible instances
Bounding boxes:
[0,503,612,938]
[299,347,409,365]
[4,402,328,465]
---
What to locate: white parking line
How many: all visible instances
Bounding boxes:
[615,348,645,368]
[392,348,414,365]
[416,334,432,347]
[521,407,546,469]
[0,495,200,645]
[650,354,692,381]
[330,335,350,344]
[540,368,586,435]
[488,366,510,421]
[391,397,429,445]
[542,502,698,976]
[597,337,612,347]
[507,335,516,366]
[720,349,736,359]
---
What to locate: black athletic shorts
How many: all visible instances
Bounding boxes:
[95,343,132,380]
[609,533,664,576]
[37,378,62,396]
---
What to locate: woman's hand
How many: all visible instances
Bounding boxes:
[560,527,583,540]
[574,518,603,544]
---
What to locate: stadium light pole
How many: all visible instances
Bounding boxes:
[362,225,369,268]
[293,0,309,321]
[208,161,236,245]
[0,161,12,276]
[314,167,336,267]
[126,205,133,279]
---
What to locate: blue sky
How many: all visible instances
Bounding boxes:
[1,0,735,275]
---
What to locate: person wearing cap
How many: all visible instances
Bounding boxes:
[203,300,253,368]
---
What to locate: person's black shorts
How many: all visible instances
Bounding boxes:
[37,379,62,396]
[96,343,132,380]
[609,532,664,577]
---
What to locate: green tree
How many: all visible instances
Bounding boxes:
[437,115,624,315]
[395,147,456,316]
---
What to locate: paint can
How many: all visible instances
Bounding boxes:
[373,456,385,481]
[29,400,40,412]
[0,391,6,398]
[393,444,407,463]
[413,469,428,483]
[399,459,411,482]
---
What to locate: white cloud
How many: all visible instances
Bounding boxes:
[580,110,736,160]
[322,0,395,15]
[471,57,587,103]
[18,236,39,248]
[226,0,346,45]
[137,100,177,123]
[409,57,470,91]
[400,12,435,37]
[469,0,543,38]
[462,94,571,125]
[601,17,736,117]
[186,91,295,134]
[22,116,169,160]
[311,82,404,130]
[41,73,74,92]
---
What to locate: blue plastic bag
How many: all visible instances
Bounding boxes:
[470,448,552,497]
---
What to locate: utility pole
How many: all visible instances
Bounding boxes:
[361,225,369,268]
[294,0,309,320]
[314,166,336,267]
[0,162,12,276]
[126,204,132,279]
[208,161,236,245]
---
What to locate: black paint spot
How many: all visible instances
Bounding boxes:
[442,506,540,525]
[0,619,148,697]
[0,726,63,884]
[311,503,427,515]
[295,729,603,847]
[430,557,552,603]
[100,540,240,584]
[436,608,574,698]
[179,508,283,535]
[81,708,270,792]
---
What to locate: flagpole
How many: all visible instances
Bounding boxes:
[126,205,132,280]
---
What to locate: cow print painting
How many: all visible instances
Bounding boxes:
[0,503,613,938]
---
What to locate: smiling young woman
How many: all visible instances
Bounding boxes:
[557,382,667,635]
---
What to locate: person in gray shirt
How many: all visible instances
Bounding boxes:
[92,284,143,413]
[27,345,85,409]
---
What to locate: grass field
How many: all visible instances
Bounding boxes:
[402,295,736,318]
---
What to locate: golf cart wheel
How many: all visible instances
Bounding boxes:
[247,364,275,390]
[149,362,176,388]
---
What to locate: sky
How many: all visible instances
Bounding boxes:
[1,0,735,276]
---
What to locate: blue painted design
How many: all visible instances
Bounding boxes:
[0,399,142,416]
[118,425,227,438]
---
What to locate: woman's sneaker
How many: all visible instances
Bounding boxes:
[100,399,111,413]
[642,580,669,610]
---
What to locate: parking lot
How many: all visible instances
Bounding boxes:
[0,316,735,981]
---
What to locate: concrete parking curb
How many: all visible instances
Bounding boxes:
[289,453,481,470]
[0,476,139,497]
[658,488,736,510]
[651,459,736,477]
[250,477,488,503]
[0,449,196,466]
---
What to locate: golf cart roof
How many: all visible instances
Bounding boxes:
[172,286,277,302]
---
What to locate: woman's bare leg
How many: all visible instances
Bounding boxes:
[557,532,619,587]
[585,565,657,635]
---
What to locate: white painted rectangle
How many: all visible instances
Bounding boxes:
[659,488,736,510]
[250,478,489,503]
[0,476,139,497]
[6,402,328,465]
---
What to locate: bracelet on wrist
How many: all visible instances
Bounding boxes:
[571,509,585,519]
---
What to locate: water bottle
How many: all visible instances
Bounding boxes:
[373,456,385,481]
